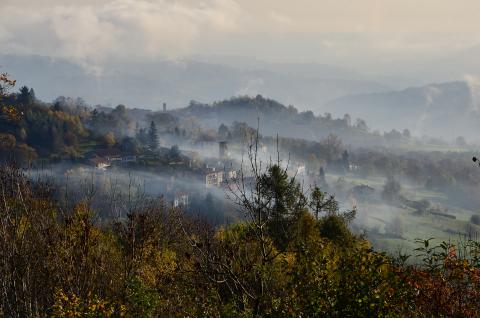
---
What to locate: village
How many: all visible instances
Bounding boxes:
[83,139,241,209]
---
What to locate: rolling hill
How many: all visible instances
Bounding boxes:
[326,81,480,139]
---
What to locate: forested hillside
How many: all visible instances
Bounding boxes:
[173,95,387,146]
[2,73,480,317]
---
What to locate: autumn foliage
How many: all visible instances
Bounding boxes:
[0,163,478,317]
[1,73,480,316]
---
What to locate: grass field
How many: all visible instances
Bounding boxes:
[325,171,479,255]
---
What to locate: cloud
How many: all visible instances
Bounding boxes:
[0,0,243,73]
[268,11,293,28]
[3,0,480,73]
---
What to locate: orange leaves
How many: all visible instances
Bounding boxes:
[1,105,22,122]
[0,73,16,88]
[404,251,480,317]
[0,73,21,122]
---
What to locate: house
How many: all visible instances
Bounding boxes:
[88,155,110,170]
[226,169,237,180]
[205,169,224,187]
[348,163,360,172]
[203,163,239,188]
[173,192,189,208]
[93,148,122,162]
[122,155,137,163]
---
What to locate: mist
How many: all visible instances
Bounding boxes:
[3,1,480,141]
[2,0,480,257]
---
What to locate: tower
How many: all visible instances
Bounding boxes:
[163,102,167,112]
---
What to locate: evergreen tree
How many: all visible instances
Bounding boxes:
[148,121,158,150]
[18,86,34,106]
[258,164,307,250]
[168,145,181,160]
[310,186,338,220]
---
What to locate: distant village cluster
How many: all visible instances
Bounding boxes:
[85,139,239,209]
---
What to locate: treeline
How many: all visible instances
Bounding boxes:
[0,85,89,162]
[172,95,391,146]
[1,158,480,317]
[352,149,480,209]
[0,75,163,163]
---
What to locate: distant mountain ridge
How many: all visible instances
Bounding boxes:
[3,54,479,140]
[0,54,390,112]
[326,81,480,139]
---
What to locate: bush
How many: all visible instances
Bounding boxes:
[317,214,354,245]
[470,214,480,225]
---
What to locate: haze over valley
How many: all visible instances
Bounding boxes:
[2,1,480,316]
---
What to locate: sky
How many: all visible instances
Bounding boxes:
[2,0,480,73]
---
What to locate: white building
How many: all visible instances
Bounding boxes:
[173,193,189,208]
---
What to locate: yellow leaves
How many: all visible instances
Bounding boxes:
[137,246,178,287]
[278,252,296,269]
[15,215,29,240]
[214,222,248,242]
[0,73,18,120]
[103,132,116,148]
[51,289,126,318]
[1,105,22,122]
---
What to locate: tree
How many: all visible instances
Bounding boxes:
[317,213,354,245]
[258,164,307,250]
[0,73,17,122]
[382,176,401,202]
[168,145,181,160]
[48,126,64,153]
[309,186,338,220]
[0,73,16,97]
[148,121,158,150]
[104,131,116,148]
[385,129,403,142]
[218,123,230,140]
[321,134,343,162]
[18,86,34,106]
[470,214,480,225]
[119,137,141,154]
[355,118,368,131]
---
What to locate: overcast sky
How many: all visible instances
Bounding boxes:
[1,0,480,73]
